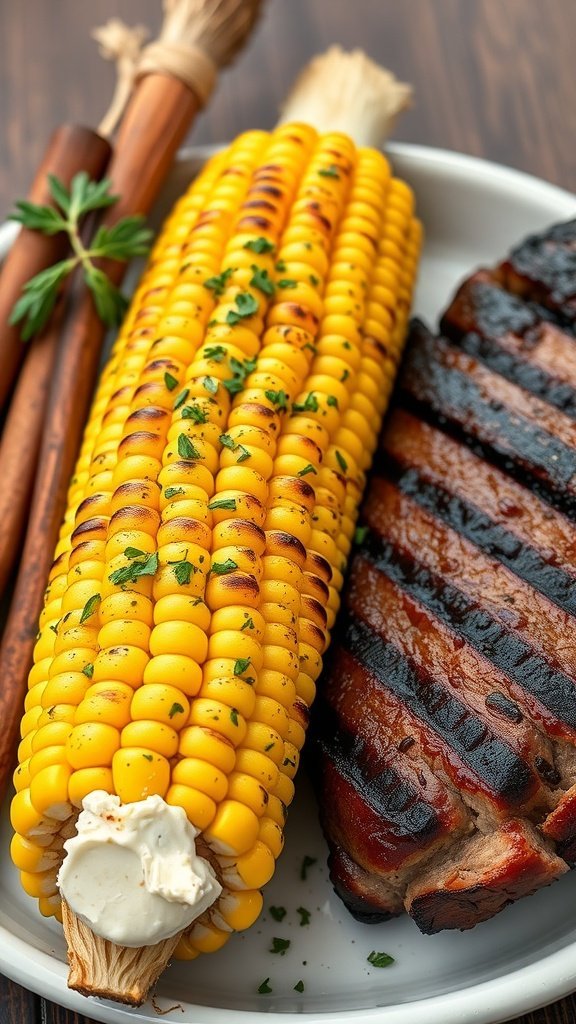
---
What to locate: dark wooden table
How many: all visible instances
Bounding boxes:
[0,1,575,1022]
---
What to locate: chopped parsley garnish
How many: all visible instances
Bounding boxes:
[203,267,233,296]
[354,525,368,545]
[300,855,317,881]
[297,906,311,927]
[236,444,251,463]
[173,388,190,410]
[269,905,286,922]
[182,404,208,424]
[335,450,348,473]
[230,707,239,726]
[219,433,236,449]
[341,368,349,382]
[124,546,146,559]
[164,371,178,391]
[293,392,319,414]
[203,375,218,395]
[211,558,238,575]
[109,551,158,587]
[318,164,340,178]
[234,657,251,676]
[309,274,319,286]
[208,497,237,511]
[327,394,339,408]
[302,342,317,354]
[177,434,200,460]
[244,237,274,254]
[250,265,275,297]
[275,259,286,272]
[79,593,100,624]
[204,344,227,362]
[278,278,297,289]
[241,616,255,631]
[367,950,395,968]
[165,486,185,499]
[226,291,259,325]
[265,389,288,411]
[258,978,272,994]
[297,464,316,477]
[294,980,305,993]
[82,663,94,678]
[173,559,195,585]
[168,702,185,719]
[270,937,290,956]
[223,377,244,395]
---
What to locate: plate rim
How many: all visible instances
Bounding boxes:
[0,142,575,1024]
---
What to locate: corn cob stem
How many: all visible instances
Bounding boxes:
[10,47,420,1005]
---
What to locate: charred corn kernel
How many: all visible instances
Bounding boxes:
[11,120,419,962]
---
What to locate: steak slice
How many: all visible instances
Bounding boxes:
[312,219,576,932]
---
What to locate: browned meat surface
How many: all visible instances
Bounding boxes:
[312,219,576,933]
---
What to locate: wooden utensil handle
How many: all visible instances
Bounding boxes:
[0,124,111,413]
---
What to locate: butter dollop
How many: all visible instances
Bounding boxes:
[57,791,221,947]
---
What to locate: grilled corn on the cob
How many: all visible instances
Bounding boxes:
[10,47,421,1001]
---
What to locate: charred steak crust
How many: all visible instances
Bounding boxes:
[312,219,576,933]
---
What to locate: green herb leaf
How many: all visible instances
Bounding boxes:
[367,950,395,968]
[230,707,239,726]
[327,394,339,408]
[124,547,146,559]
[278,279,297,289]
[234,657,251,676]
[297,906,311,926]
[182,404,208,424]
[335,450,348,473]
[169,702,185,719]
[173,388,190,410]
[165,486,185,499]
[264,389,289,411]
[82,663,94,679]
[297,464,317,477]
[90,216,152,261]
[354,525,368,545]
[226,291,259,325]
[219,433,236,449]
[269,906,286,922]
[341,368,350,382]
[294,980,305,993]
[292,392,319,414]
[270,937,290,956]
[275,259,286,272]
[257,978,272,995]
[83,263,128,327]
[208,497,237,511]
[204,344,227,362]
[79,593,101,624]
[250,265,275,297]
[300,855,317,881]
[236,444,251,463]
[9,200,67,235]
[309,274,319,286]
[143,753,153,762]
[9,259,74,341]
[108,551,158,587]
[318,164,340,178]
[203,376,219,395]
[211,558,238,575]
[164,371,178,391]
[173,560,194,585]
[223,377,244,395]
[244,237,275,254]
[240,616,255,631]
[177,434,201,460]
[203,268,233,297]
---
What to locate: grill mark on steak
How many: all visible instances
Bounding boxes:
[365,480,576,690]
[399,321,576,516]
[357,528,576,729]
[338,615,535,809]
[382,410,576,584]
[500,219,576,318]
[380,454,576,616]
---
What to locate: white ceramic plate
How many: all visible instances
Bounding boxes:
[0,144,575,1024]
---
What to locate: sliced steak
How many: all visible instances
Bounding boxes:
[312,219,576,932]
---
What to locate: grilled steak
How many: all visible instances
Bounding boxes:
[312,219,576,933]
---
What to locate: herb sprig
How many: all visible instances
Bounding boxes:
[9,172,153,340]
